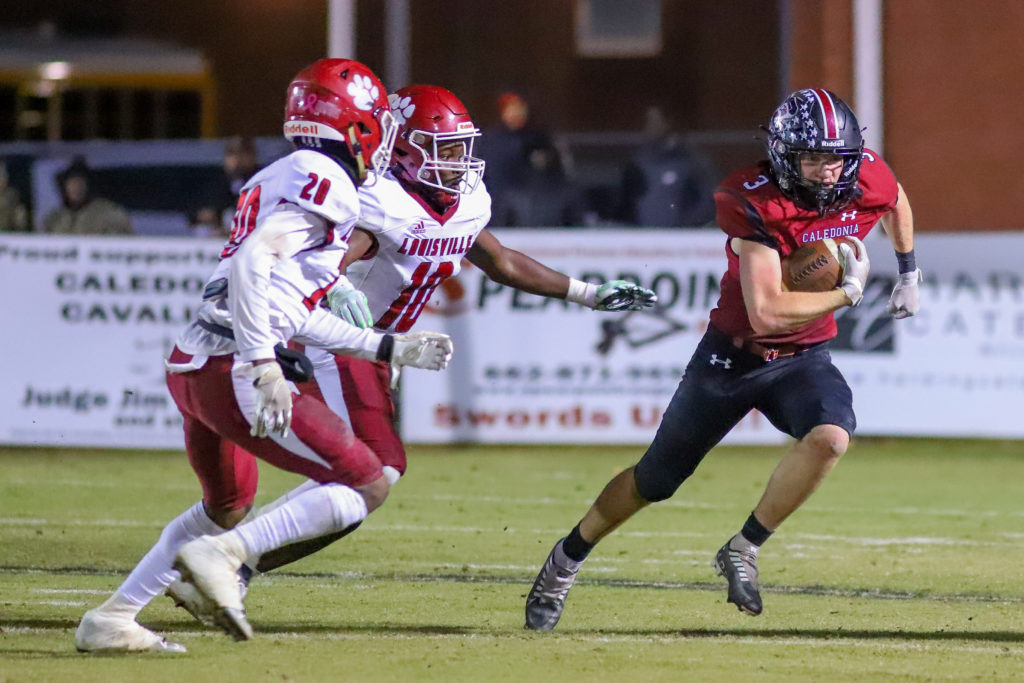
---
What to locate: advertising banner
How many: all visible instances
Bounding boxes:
[400,229,1024,444]
[400,229,779,445]
[834,232,1024,438]
[0,235,220,448]
[1,230,1021,449]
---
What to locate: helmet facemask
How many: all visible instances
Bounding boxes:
[402,128,485,195]
[366,108,399,183]
[765,88,865,215]
[769,139,862,214]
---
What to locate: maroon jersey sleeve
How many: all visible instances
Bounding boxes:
[856,148,899,212]
[713,166,780,249]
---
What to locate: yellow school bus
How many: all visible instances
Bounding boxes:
[0,30,214,141]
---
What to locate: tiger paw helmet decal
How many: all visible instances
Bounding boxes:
[347,75,380,111]
[388,94,416,126]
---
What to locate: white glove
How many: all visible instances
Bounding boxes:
[838,236,870,307]
[886,268,922,319]
[326,279,374,328]
[388,331,453,371]
[594,280,658,312]
[250,362,292,438]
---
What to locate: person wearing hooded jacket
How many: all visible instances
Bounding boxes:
[43,156,133,235]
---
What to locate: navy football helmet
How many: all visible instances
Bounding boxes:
[766,88,864,214]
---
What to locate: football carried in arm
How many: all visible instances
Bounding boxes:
[781,237,851,292]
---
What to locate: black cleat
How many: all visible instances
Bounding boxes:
[713,539,763,616]
[525,540,579,631]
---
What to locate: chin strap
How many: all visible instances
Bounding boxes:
[394,170,458,212]
[432,188,459,211]
[347,124,367,181]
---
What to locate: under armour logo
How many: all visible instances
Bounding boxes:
[709,354,732,369]
[841,210,858,221]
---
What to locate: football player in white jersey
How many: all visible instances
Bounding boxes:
[193,85,657,588]
[74,60,454,654]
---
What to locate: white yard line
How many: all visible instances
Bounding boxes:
[2,477,198,492]
[2,624,1021,657]
[397,493,1024,519]
[0,517,162,528]
[1,517,1020,550]
[3,487,1020,521]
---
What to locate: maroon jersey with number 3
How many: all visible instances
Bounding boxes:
[708,148,898,345]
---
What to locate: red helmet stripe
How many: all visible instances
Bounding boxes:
[811,88,839,139]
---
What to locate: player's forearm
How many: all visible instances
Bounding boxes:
[881,183,914,254]
[297,309,387,361]
[746,289,850,336]
[475,248,572,299]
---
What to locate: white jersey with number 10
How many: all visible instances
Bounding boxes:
[349,170,491,333]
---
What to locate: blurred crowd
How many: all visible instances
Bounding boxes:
[0,95,720,236]
[479,92,719,229]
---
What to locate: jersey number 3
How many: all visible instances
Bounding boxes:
[376,261,455,332]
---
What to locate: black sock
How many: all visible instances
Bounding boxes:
[740,512,772,547]
[561,524,594,562]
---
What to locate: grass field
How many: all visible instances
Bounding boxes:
[2,439,1024,682]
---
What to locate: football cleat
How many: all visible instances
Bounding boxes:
[167,567,251,627]
[173,536,253,641]
[525,539,580,631]
[75,608,186,653]
[166,577,215,626]
[713,537,763,616]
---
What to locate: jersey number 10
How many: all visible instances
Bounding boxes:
[376,261,455,332]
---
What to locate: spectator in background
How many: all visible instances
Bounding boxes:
[190,136,262,234]
[223,136,260,193]
[43,157,133,235]
[480,92,551,225]
[0,162,28,232]
[495,138,586,227]
[619,106,718,227]
[186,205,231,239]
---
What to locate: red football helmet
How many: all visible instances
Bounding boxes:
[283,58,398,182]
[389,85,485,195]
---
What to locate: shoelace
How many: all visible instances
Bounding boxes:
[534,558,577,601]
[728,547,759,585]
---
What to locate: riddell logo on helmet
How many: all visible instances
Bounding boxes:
[456,122,475,132]
[285,121,322,136]
[284,121,343,141]
[821,139,845,147]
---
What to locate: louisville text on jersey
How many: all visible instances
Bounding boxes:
[396,234,475,258]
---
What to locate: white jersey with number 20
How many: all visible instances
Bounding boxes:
[177,149,384,364]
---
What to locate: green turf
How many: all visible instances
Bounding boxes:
[2,440,1024,681]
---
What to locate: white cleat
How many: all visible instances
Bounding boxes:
[167,570,249,627]
[166,577,216,626]
[174,536,253,641]
[75,608,186,653]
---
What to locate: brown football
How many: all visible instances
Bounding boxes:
[781,238,849,292]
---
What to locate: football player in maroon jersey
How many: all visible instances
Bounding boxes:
[525,88,921,629]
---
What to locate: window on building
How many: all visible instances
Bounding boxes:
[575,0,662,58]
